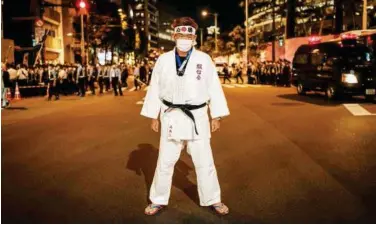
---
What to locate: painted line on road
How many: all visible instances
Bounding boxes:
[343,104,376,116]
[233,84,248,88]
[247,84,262,88]
[222,84,235,88]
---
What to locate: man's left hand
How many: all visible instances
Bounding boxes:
[211,118,221,133]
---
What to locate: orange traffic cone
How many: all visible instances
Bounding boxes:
[14,82,22,100]
[6,88,12,101]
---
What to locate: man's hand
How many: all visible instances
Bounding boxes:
[151,119,159,132]
[211,118,221,133]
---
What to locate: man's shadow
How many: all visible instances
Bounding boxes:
[126,143,199,205]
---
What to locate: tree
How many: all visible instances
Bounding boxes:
[229,25,245,52]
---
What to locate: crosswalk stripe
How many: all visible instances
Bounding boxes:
[247,84,262,88]
[222,84,235,88]
[343,104,375,116]
[233,84,247,88]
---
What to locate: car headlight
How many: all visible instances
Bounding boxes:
[342,73,358,84]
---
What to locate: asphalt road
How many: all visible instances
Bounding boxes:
[2,83,376,223]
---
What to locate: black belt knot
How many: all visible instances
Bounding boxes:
[162,99,207,135]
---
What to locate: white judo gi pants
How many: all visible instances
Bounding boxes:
[149,137,221,206]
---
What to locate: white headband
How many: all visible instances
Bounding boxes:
[174,26,196,35]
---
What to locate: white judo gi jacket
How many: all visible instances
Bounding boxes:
[141,48,229,140]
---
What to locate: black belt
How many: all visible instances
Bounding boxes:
[162,99,207,135]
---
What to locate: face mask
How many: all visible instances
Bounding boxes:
[176,39,193,52]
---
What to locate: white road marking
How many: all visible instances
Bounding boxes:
[222,84,235,88]
[233,84,248,88]
[247,84,262,88]
[136,101,144,105]
[343,104,376,116]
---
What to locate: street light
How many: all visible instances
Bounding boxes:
[79,0,86,9]
[202,10,219,52]
[79,0,86,64]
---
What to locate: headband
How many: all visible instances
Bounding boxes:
[174,26,196,35]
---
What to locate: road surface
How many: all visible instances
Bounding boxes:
[2,84,376,223]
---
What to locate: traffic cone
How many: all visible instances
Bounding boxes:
[14,82,22,100]
[6,88,12,101]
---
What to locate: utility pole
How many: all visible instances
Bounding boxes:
[79,1,86,64]
[272,0,276,62]
[214,13,218,52]
[245,0,249,65]
[362,0,367,30]
[81,13,85,64]
[200,28,204,50]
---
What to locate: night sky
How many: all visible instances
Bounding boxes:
[158,0,245,33]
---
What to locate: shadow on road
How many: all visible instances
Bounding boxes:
[3,106,28,110]
[126,143,199,205]
[277,93,368,106]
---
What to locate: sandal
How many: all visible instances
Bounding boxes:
[211,203,229,215]
[144,204,164,216]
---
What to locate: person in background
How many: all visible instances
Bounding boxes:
[47,64,59,101]
[104,64,111,92]
[2,63,11,108]
[97,64,104,94]
[140,62,148,84]
[147,62,154,85]
[133,63,141,91]
[247,63,253,84]
[282,61,291,87]
[111,64,123,96]
[222,63,231,84]
[121,64,129,88]
[87,64,96,95]
[7,64,17,98]
[76,63,87,98]
[17,64,28,86]
[235,63,244,84]
[60,65,68,95]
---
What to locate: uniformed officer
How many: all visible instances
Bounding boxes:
[76,63,87,97]
[103,64,111,91]
[97,64,104,94]
[47,64,59,101]
[110,64,123,96]
[87,64,96,95]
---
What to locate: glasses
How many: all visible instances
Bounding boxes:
[174,33,196,40]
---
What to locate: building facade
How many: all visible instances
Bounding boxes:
[2,0,76,65]
[132,0,159,56]
[246,0,376,44]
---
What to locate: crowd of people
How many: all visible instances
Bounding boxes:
[222,59,292,87]
[1,61,154,103]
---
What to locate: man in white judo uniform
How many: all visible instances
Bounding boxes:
[141,17,230,216]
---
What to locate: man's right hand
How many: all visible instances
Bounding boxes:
[151,119,159,132]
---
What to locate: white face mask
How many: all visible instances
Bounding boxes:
[176,39,193,52]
